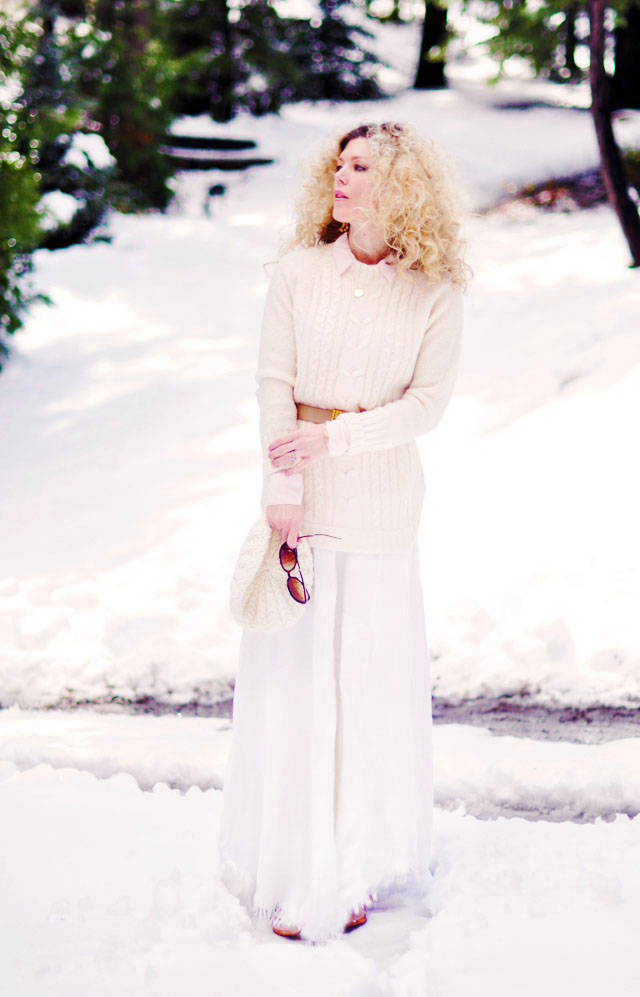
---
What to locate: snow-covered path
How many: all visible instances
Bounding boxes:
[2,707,640,821]
[2,711,640,996]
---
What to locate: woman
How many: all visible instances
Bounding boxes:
[219,121,468,943]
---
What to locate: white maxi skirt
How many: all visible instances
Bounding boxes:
[218,541,433,943]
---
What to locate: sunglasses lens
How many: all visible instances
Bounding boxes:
[287,577,309,604]
[279,545,297,572]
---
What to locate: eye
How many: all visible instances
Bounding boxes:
[334,162,344,172]
[355,164,368,172]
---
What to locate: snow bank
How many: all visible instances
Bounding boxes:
[2,708,639,823]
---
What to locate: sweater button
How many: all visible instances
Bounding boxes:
[354,288,364,297]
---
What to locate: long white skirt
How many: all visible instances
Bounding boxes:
[218,542,433,943]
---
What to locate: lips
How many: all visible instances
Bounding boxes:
[334,192,348,199]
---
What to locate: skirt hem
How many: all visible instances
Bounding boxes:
[219,851,433,944]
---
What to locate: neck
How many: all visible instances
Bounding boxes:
[347,223,389,265]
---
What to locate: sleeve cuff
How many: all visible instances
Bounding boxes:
[264,469,304,506]
[325,416,351,456]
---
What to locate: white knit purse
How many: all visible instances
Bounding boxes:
[229,515,314,631]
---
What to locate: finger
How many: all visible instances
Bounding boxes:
[269,443,299,462]
[274,450,308,470]
[271,452,297,467]
[269,434,297,454]
[286,451,309,466]
[286,523,298,548]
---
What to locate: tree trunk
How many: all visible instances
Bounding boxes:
[213,0,234,122]
[611,3,640,110]
[414,2,447,90]
[564,5,578,80]
[589,0,640,266]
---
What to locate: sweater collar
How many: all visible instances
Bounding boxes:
[332,231,397,283]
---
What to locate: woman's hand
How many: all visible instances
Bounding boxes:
[268,424,328,475]
[266,503,303,549]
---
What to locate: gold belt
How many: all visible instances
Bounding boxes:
[296,403,349,423]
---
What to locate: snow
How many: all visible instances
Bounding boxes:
[2,706,640,821]
[425,208,640,706]
[37,190,80,230]
[62,131,115,170]
[2,712,640,994]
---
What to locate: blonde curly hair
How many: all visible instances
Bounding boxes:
[281,122,469,287]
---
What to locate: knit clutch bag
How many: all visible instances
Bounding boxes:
[229,514,314,631]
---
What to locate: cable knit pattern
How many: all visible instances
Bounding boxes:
[256,236,464,553]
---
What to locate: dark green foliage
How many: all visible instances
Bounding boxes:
[286,0,382,102]
[163,0,382,123]
[71,1,177,209]
[164,0,303,120]
[0,125,44,360]
[19,2,114,234]
[472,0,640,95]
[0,8,51,358]
[624,148,640,190]
[0,2,113,359]
[473,0,589,83]
[1,1,179,359]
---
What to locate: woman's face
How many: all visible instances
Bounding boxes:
[332,137,374,224]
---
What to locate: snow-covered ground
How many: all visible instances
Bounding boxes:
[2,706,640,820]
[2,709,640,995]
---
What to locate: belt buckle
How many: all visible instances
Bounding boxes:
[330,408,344,420]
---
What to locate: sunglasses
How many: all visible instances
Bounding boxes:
[279,543,309,604]
[278,533,340,604]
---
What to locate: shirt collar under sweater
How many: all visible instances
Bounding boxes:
[332,231,397,283]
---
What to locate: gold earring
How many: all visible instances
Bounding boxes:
[339,222,349,233]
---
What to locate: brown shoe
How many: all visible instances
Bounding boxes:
[272,923,302,939]
[344,906,367,932]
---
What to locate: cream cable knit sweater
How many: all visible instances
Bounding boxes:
[257,234,464,553]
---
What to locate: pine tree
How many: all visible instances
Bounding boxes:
[74,0,177,209]
[0,1,108,359]
[164,0,382,123]
[20,1,114,248]
[0,53,43,360]
[287,0,382,102]
[164,0,303,121]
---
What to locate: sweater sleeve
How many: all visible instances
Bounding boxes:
[337,280,464,455]
[256,256,304,508]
